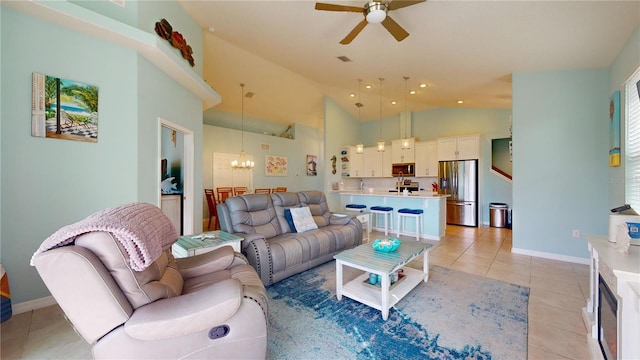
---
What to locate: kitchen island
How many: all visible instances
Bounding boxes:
[339,191,448,240]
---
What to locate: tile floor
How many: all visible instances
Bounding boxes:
[1,225,591,359]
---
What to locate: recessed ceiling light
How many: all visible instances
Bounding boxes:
[409,90,416,95]
[350,93,355,98]
[365,85,372,89]
[457,100,464,104]
[208,27,215,33]
[420,84,427,88]
[391,100,397,105]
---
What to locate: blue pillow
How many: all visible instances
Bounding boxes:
[284,208,297,232]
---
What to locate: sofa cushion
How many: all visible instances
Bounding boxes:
[271,192,302,233]
[283,209,297,232]
[225,194,281,238]
[298,191,331,227]
[288,207,318,232]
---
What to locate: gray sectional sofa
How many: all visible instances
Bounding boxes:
[217,190,363,286]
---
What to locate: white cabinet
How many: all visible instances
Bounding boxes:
[341,146,364,177]
[363,147,392,177]
[391,138,415,163]
[415,141,438,177]
[161,194,182,235]
[437,135,480,161]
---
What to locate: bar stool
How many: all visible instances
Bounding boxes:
[397,208,424,241]
[370,206,394,236]
[345,204,367,213]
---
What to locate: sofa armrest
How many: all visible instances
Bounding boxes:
[125,278,242,340]
[329,214,354,225]
[241,235,274,286]
[175,246,235,279]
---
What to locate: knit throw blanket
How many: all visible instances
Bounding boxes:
[31,203,178,271]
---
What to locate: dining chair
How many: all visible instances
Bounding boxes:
[272,187,287,192]
[216,187,233,203]
[233,187,248,196]
[254,188,271,194]
[204,189,220,230]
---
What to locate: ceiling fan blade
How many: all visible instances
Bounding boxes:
[315,3,364,13]
[340,19,368,45]
[387,0,427,11]
[381,16,410,42]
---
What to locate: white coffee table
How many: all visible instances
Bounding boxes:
[333,241,431,320]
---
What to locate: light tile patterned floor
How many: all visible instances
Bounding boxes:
[1,225,590,359]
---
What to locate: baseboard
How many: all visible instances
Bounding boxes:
[12,296,57,315]
[511,247,590,265]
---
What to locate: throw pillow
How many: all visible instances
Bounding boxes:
[284,208,297,232]
[289,207,318,233]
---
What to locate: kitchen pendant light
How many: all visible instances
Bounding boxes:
[401,76,411,150]
[231,83,255,170]
[377,77,385,152]
[355,79,364,154]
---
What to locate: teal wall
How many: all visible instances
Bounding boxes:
[324,97,362,209]
[609,27,640,208]
[512,69,610,259]
[0,2,204,304]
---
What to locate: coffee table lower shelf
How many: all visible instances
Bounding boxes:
[338,267,426,320]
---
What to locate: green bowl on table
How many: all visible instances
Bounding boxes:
[372,237,401,252]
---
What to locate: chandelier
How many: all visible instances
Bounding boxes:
[231,83,254,170]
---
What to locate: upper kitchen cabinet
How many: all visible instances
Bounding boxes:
[391,138,415,164]
[363,147,392,178]
[415,141,438,177]
[437,135,480,161]
[341,146,364,178]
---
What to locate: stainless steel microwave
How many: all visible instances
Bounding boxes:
[391,163,414,177]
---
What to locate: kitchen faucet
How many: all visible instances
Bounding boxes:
[397,171,404,195]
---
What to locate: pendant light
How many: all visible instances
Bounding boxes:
[401,76,411,150]
[355,79,364,154]
[231,83,255,170]
[377,77,385,152]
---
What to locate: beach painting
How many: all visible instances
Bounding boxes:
[265,155,287,176]
[32,73,99,143]
[306,155,317,176]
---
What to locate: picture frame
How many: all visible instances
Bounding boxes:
[306,155,317,176]
[609,91,621,167]
[31,72,99,143]
[265,155,288,176]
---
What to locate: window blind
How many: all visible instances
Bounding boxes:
[625,67,640,211]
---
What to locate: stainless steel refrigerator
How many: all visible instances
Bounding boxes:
[438,160,478,227]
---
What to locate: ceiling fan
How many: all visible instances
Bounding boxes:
[315,1,426,45]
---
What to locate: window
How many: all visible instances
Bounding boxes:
[625,67,640,211]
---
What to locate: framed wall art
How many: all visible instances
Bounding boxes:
[609,90,621,167]
[265,155,287,176]
[32,72,99,143]
[306,155,317,176]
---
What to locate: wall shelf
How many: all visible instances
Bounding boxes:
[3,0,221,109]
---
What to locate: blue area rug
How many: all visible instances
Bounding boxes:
[266,261,529,359]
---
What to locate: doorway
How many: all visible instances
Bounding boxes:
[159,118,194,235]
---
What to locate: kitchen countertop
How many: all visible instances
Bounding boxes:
[339,190,449,199]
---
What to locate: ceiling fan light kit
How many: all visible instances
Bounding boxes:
[365,1,387,23]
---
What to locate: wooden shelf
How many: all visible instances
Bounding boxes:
[4,0,221,109]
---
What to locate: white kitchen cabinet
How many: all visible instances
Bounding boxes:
[437,135,480,161]
[391,138,415,163]
[363,147,392,177]
[351,150,364,177]
[415,141,438,177]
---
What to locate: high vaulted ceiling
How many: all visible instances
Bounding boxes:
[180,1,640,128]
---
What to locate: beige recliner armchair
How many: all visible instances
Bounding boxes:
[31,203,268,359]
